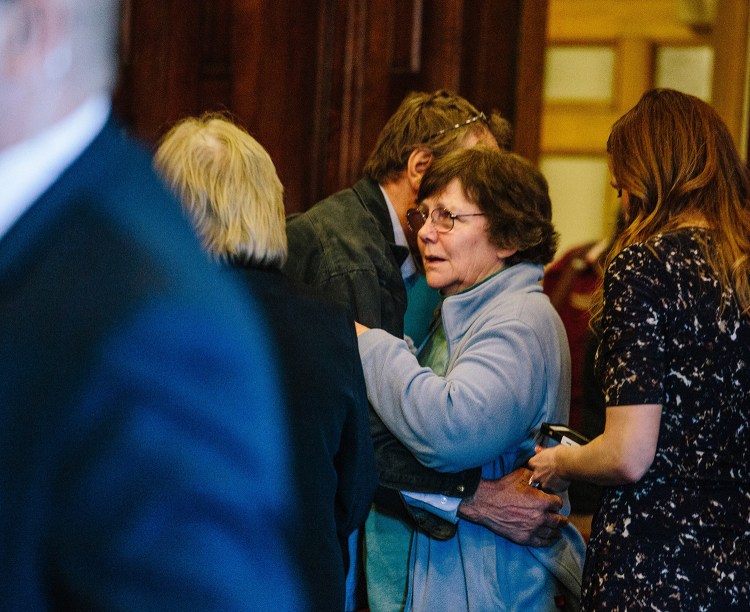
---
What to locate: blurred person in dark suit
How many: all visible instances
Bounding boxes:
[0,1,302,609]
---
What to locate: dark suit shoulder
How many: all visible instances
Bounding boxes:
[234,267,355,330]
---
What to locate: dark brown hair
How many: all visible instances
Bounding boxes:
[417,147,558,266]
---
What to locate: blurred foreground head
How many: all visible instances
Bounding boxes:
[0,0,120,149]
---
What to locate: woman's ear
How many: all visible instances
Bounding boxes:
[496,247,517,262]
[406,147,434,192]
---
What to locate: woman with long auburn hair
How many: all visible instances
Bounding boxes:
[530,88,750,609]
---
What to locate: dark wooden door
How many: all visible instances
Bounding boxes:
[115,0,547,213]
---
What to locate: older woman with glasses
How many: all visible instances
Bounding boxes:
[355,146,585,611]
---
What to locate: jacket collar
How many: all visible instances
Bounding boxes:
[441,262,544,341]
[352,176,409,267]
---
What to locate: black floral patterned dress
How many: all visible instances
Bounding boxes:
[582,228,750,610]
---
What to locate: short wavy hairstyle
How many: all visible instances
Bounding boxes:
[363,89,512,184]
[154,113,287,268]
[417,147,558,267]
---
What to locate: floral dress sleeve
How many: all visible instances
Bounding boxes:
[597,243,666,407]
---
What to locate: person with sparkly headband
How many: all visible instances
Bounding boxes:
[283,90,569,611]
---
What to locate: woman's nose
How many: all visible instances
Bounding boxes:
[418,220,436,243]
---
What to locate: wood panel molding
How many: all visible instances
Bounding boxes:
[514,0,548,162]
[392,0,424,74]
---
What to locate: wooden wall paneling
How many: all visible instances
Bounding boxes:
[513,0,548,162]
[314,0,348,202]
[114,0,134,129]
[312,0,376,202]
[304,0,547,204]
[711,0,750,157]
[197,1,234,113]
[392,0,424,74]
[354,0,412,188]
[232,0,322,213]
[548,0,703,42]
[460,0,521,123]
[308,0,338,208]
[329,0,497,190]
[114,0,545,211]
[616,39,654,112]
[335,0,370,191]
[323,0,427,196]
[115,0,235,146]
[388,0,427,108]
[420,0,464,91]
[541,107,621,154]
[418,0,544,161]
[118,1,203,145]
[328,0,472,194]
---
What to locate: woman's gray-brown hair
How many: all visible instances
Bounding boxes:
[417,146,558,267]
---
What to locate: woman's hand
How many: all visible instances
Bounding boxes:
[528,404,662,492]
[354,321,370,336]
[528,445,571,492]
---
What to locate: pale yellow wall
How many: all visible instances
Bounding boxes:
[541,0,748,255]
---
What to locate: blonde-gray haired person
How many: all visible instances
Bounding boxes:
[155,114,378,612]
[0,0,302,609]
[154,114,287,268]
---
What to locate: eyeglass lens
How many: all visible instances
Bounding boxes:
[432,208,454,231]
[406,207,427,232]
[406,206,455,232]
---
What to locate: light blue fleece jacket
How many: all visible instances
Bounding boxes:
[358,263,585,612]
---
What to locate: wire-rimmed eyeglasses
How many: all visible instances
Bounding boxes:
[421,112,488,144]
[406,205,486,233]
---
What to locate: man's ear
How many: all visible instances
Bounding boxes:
[406,147,433,193]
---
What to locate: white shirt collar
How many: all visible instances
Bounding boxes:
[0,95,111,240]
[379,184,418,282]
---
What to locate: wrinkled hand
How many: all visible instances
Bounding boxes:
[528,445,571,492]
[457,467,567,547]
